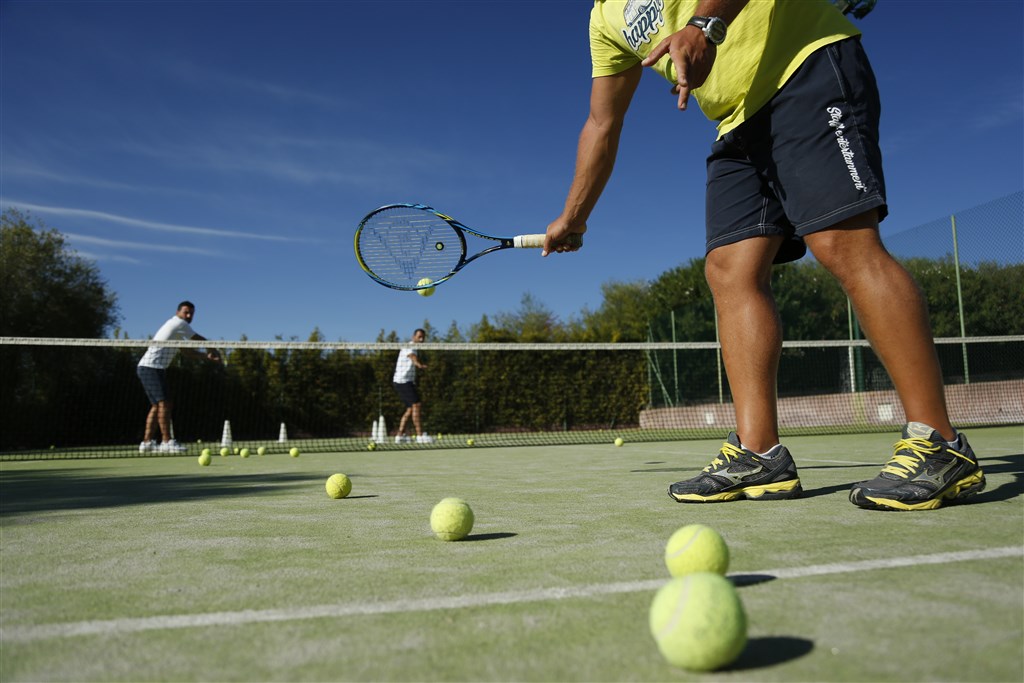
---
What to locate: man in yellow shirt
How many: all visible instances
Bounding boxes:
[543,0,985,511]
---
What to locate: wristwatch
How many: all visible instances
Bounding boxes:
[686,16,727,46]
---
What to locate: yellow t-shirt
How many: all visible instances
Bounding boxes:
[590,0,860,135]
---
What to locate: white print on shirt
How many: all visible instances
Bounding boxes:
[827,106,867,191]
[622,0,665,51]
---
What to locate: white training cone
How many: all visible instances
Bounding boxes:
[220,420,233,448]
[371,419,378,443]
[375,415,387,443]
[278,422,288,443]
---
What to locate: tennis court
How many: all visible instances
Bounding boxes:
[2,426,1020,682]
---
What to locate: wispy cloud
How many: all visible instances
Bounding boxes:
[1,200,313,243]
[163,59,350,111]
[64,232,221,257]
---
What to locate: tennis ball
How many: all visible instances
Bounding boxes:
[466,438,474,446]
[416,277,436,297]
[233,447,239,455]
[614,437,624,447]
[649,573,747,671]
[257,446,266,456]
[430,497,474,541]
[239,448,250,458]
[219,447,230,457]
[201,448,211,458]
[664,524,729,578]
[198,451,211,467]
[367,442,377,451]
[326,473,352,499]
[289,447,300,458]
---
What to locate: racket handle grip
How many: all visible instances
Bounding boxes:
[513,234,583,249]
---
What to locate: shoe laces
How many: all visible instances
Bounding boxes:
[881,438,941,479]
[703,441,747,473]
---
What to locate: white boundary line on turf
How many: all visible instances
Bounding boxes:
[2,546,1020,643]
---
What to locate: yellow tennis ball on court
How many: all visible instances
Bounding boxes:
[664,524,730,577]
[367,442,377,451]
[198,451,211,466]
[239,448,250,458]
[416,277,436,297]
[257,446,266,456]
[289,447,300,458]
[219,447,230,457]
[466,438,474,446]
[430,497,474,541]
[201,448,211,458]
[614,437,624,447]
[325,473,352,499]
[649,573,747,671]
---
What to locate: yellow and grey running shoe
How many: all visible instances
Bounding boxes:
[849,422,985,511]
[668,432,803,503]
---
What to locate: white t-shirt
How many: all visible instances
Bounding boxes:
[138,315,196,369]
[393,345,418,384]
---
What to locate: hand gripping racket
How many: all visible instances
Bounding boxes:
[354,203,582,291]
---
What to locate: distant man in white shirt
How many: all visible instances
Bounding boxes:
[136,301,221,453]
[392,328,432,444]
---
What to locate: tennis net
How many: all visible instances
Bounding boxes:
[1,336,1020,459]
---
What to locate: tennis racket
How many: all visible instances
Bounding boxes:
[354,203,582,291]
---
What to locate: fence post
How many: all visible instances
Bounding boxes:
[951,213,970,384]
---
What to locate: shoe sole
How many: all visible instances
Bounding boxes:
[849,469,986,511]
[669,478,803,503]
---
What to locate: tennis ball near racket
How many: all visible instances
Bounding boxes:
[430,497,474,541]
[219,447,230,457]
[649,573,747,671]
[325,473,352,499]
[664,524,730,577]
[614,437,624,447]
[239,447,250,458]
[289,447,300,458]
[257,446,266,456]
[416,278,436,297]
[198,450,212,466]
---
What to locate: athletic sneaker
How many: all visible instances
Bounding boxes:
[156,439,187,454]
[668,432,803,503]
[394,435,410,444]
[849,422,985,511]
[417,433,434,444]
[139,440,157,453]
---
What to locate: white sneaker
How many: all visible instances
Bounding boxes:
[417,433,434,444]
[395,435,410,444]
[157,440,187,454]
[139,440,157,453]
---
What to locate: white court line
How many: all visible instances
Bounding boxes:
[2,546,1020,643]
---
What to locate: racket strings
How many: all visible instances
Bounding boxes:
[357,209,463,287]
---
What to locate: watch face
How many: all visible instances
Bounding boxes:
[706,18,727,44]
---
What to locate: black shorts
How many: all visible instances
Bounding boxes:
[705,37,887,264]
[393,382,420,408]
[137,365,168,404]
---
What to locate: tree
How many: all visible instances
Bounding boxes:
[0,209,120,337]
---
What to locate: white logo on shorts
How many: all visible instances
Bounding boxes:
[827,106,867,192]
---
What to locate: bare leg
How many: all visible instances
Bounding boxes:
[157,401,173,443]
[143,404,159,442]
[411,403,423,436]
[397,407,412,436]
[805,211,954,440]
[705,235,785,453]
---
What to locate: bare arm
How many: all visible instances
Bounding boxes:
[543,65,642,256]
[190,333,221,363]
[641,0,750,111]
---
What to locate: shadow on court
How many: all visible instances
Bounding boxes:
[730,636,815,670]
[0,468,319,516]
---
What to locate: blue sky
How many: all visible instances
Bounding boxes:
[2,0,1022,343]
